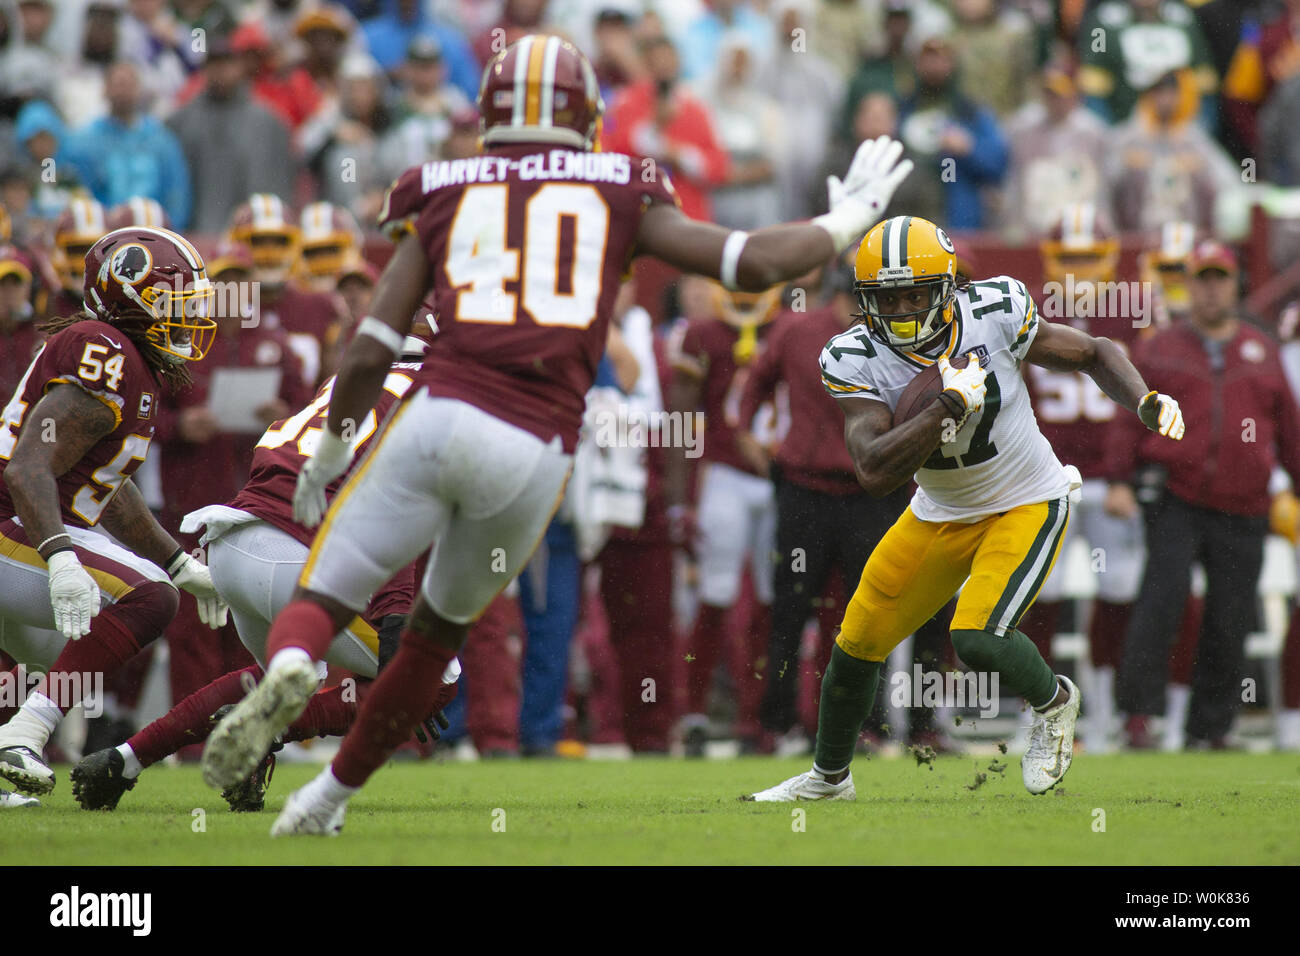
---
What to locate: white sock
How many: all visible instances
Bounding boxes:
[268,647,313,675]
[0,691,61,751]
[1164,684,1190,749]
[307,765,358,806]
[1275,709,1300,749]
[116,743,143,779]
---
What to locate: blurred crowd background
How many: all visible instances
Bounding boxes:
[2,0,1300,763]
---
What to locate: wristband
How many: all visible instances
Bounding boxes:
[357,316,405,357]
[37,533,72,553]
[44,545,76,561]
[165,548,188,578]
[719,231,748,291]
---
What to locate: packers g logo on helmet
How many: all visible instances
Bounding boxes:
[854,216,957,350]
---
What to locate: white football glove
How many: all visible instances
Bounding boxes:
[938,354,987,420]
[47,550,101,641]
[168,553,229,628]
[1138,391,1185,440]
[813,135,915,251]
[293,427,354,528]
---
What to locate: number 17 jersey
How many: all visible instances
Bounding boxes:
[379,145,678,453]
[819,276,1070,523]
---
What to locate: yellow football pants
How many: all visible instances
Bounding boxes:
[838,498,1070,662]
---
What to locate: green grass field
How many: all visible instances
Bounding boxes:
[4,752,1298,865]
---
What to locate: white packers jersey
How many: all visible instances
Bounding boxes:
[820,275,1070,523]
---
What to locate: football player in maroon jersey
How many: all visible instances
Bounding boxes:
[201,34,914,835]
[70,324,459,813]
[47,198,108,319]
[0,226,228,799]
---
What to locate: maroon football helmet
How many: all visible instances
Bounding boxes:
[105,196,172,232]
[83,227,216,362]
[478,34,603,150]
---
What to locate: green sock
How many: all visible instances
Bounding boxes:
[950,628,1057,708]
[813,644,882,775]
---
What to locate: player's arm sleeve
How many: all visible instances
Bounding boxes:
[819,336,879,399]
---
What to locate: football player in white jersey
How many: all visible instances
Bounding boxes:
[748,216,1186,801]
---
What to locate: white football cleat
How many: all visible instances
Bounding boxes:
[0,746,55,795]
[744,768,856,802]
[0,788,40,808]
[271,786,346,837]
[1022,675,1081,795]
[202,657,318,791]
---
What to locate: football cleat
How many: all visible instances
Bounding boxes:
[71,748,137,811]
[0,789,40,808]
[270,786,345,837]
[222,750,276,812]
[1022,675,1081,794]
[202,657,317,792]
[0,746,55,795]
[743,769,856,803]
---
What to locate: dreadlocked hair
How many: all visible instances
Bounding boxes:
[40,310,193,390]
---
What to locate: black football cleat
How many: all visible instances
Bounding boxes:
[71,748,136,811]
[222,749,276,812]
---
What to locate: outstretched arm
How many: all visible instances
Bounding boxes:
[1025,320,1184,438]
[636,136,912,291]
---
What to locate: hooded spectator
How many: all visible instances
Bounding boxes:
[362,0,481,99]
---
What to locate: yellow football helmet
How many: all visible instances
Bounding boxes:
[707,282,781,364]
[1040,202,1118,287]
[854,215,956,350]
[51,196,108,293]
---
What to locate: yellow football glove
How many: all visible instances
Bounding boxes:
[1138,391,1185,440]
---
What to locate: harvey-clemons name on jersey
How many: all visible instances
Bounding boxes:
[819,276,1071,523]
[415,151,634,192]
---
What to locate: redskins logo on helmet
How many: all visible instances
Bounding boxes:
[51,197,107,293]
[478,34,604,150]
[85,226,217,363]
[1040,202,1118,287]
[854,215,957,350]
[227,194,300,284]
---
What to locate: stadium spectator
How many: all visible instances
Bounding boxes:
[896,33,1008,230]
[0,0,59,103]
[676,0,773,82]
[1258,72,1300,185]
[225,21,324,131]
[1222,0,1300,155]
[838,0,918,133]
[471,0,548,68]
[1001,65,1112,239]
[55,0,126,131]
[1077,0,1218,129]
[170,0,237,44]
[766,0,842,222]
[300,52,394,223]
[1107,240,1300,750]
[362,0,481,100]
[294,5,354,103]
[699,32,784,231]
[1107,70,1238,234]
[949,0,1036,118]
[167,37,295,234]
[589,6,644,103]
[602,34,729,222]
[64,62,193,229]
[12,99,81,224]
[376,35,473,176]
[814,91,943,225]
[118,0,189,110]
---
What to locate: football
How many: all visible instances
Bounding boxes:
[891,353,967,427]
